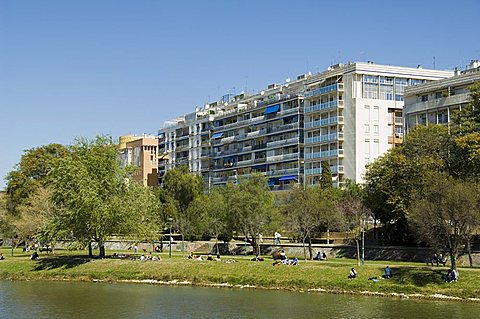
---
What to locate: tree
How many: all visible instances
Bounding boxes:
[364,125,452,245]
[336,181,371,265]
[48,136,157,258]
[13,187,55,247]
[225,174,276,256]
[188,188,228,254]
[160,165,204,247]
[320,161,332,189]
[409,174,480,270]
[451,82,480,179]
[5,144,68,213]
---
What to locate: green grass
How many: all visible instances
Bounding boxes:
[1,247,479,300]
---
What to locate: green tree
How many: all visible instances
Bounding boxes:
[225,174,276,256]
[5,144,68,213]
[409,174,480,270]
[451,82,480,179]
[364,125,452,245]
[48,136,157,258]
[337,181,370,265]
[161,165,204,248]
[320,161,333,189]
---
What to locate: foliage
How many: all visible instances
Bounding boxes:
[160,165,204,241]
[409,174,480,270]
[450,82,480,179]
[224,174,276,255]
[364,125,452,245]
[320,161,333,189]
[5,144,68,213]
[47,136,158,257]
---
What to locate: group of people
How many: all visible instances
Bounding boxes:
[430,253,448,267]
[444,268,458,283]
[273,257,299,266]
[350,266,392,280]
[313,251,327,261]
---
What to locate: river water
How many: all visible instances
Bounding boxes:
[0,281,478,319]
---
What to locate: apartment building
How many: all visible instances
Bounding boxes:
[404,60,480,132]
[158,62,453,189]
[119,134,159,187]
[303,62,453,185]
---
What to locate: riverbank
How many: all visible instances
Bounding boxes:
[1,249,479,302]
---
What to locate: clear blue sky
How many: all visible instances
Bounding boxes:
[1,0,479,189]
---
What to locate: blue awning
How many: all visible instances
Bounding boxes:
[211,132,224,139]
[264,104,280,115]
[278,175,298,182]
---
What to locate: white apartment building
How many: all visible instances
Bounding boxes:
[404,60,480,132]
[158,61,453,189]
[303,62,453,185]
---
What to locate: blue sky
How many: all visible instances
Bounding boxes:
[1,0,479,189]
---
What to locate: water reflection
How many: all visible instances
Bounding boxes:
[0,281,478,319]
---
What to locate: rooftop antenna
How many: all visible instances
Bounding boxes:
[433,56,436,70]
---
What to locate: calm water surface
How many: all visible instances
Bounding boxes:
[0,281,478,319]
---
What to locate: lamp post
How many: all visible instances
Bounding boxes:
[167,217,173,258]
[361,219,365,266]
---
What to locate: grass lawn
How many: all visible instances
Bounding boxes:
[1,247,479,300]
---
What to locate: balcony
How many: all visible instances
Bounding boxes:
[237,159,254,166]
[304,83,344,98]
[266,168,300,176]
[305,100,338,114]
[267,122,299,134]
[304,116,344,129]
[277,107,300,116]
[304,133,338,144]
[305,165,344,175]
[304,149,343,159]
[266,137,299,148]
[266,152,299,162]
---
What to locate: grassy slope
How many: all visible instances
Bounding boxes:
[1,248,479,300]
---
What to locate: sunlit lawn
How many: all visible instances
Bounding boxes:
[1,247,479,299]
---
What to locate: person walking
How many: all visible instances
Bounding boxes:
[274,232,281,245]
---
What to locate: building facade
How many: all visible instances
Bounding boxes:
[119,134,159,187]
[158,62,453,189]
[404,60,480,132]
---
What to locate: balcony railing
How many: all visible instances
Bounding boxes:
[304,83,344,98]
[305,100,338,114]
[304,133,338,144]
[304,149,343,159]
[266,168,300,176]
[266,137,299,148]
[304,116,344,129]
[305,165,344,175]
[266,152,299,162]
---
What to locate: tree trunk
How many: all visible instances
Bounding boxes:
[467,237,473,268]
[99,241,105,259]
[356,239,361,266]
[160,236,163,252]
[88,241,93,258]
[449,250,457,270]
[251,238,258,256]
[308,237,313,260]
[302,237,306,261]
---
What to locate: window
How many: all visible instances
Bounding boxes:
[365,124,370,133]
[373,125,379,134]
[373,106,379,122]
[421,95,429,102]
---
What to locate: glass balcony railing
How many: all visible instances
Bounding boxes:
[305,100,338,113]
[304,116,344,129]
[304,149,343,159]
[305,165,344,175]
[304,133,338,144]
[304,83,344,98]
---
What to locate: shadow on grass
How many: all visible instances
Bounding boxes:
[33,255,93,271]
[392,266,447,286]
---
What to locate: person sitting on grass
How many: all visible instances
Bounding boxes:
[348,268,357,279]
[444,268,458,283]
[0,253,4,260]
[290,257,299,266]
[313,251,323,260]
[30,251,39,260]
[383,266,392,279]
[251,254,264,261]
